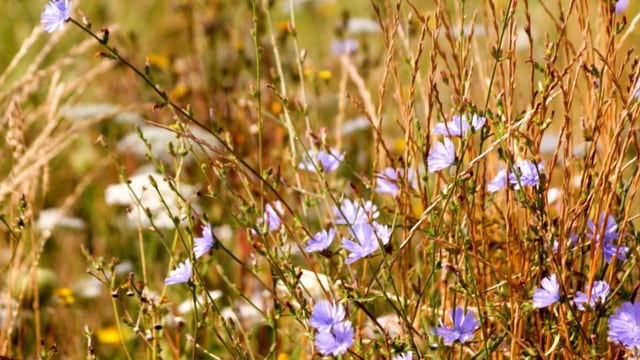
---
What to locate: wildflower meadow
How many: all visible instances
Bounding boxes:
[2,0,640,358]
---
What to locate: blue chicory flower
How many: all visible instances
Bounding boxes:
[470,113,487,130]
[331,38,359,55]
[375,167,415,196]
[487,161,544,192]
[509,160,544,189]
[164,259,193,285]
[586,212,628,264]
[309,300,354,356]
[569,232,579,246]
[310,300,346,333]
[574,280,610,311]
[194,223,215,259]
[532,274,560,308]
[41,0,71,33]
[615,0,630,14]
[314,320,355,356]
[255,201,284,234]
[341,222,391,265]
[553,233,579,253]
[305,228,336,253]
[608,301,640,353]
[427,138,456,173]
[434,307,480,345]
[333,199,379,225]
[298,148,343,173]
[487,167,508,193]
[432,114,486,137]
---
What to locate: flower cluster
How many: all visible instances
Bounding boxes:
[305,198,392,264]
[164,222,217,285]
[530,276,640,355]
[487,160,544,193]
[427,113,486,173]
[333,198,392,264]
[434,307,481,345]
[342,222,392,264]
[332,198,378,225]
[532,275,611,312]
[309,300,354,356]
